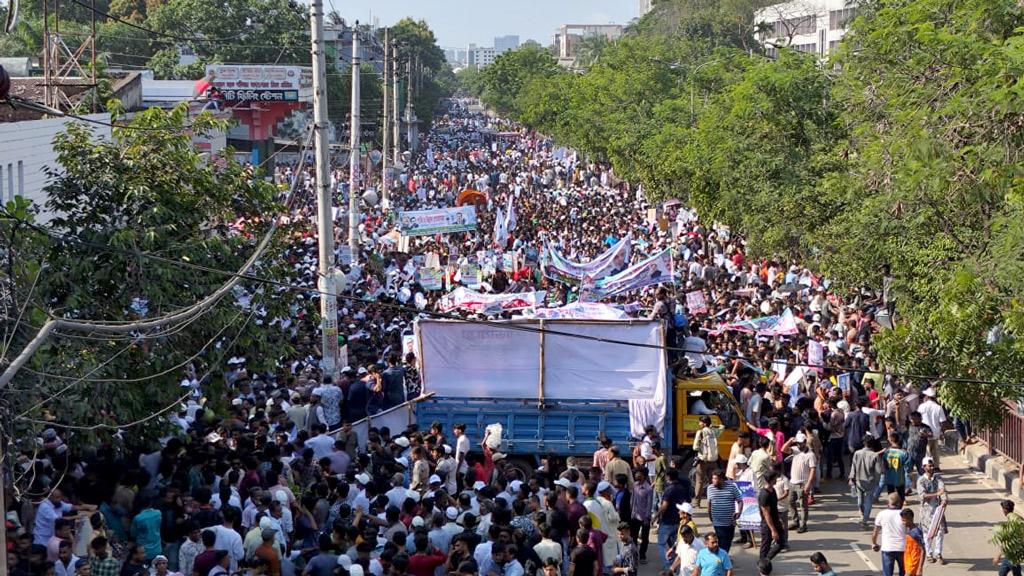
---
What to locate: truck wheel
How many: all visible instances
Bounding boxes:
[506,457,534,481]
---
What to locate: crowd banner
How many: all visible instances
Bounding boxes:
[707,308,799,337]
[736,481,761,531]
[533,302,629,320]
[541,234,632,284]
[808,340,824,373]
[686,290,708,314]
[587,248,675,300]
[397,206,478,237]
[439,287,546,314]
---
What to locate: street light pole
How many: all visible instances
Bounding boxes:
[309,0,339,381]
[690,59,720,124]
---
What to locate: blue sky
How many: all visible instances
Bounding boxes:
[322,0,639,49]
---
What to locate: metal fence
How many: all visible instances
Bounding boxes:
[981,401,1024,478]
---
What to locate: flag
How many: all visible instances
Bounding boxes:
[505,194,517,231]
[494,206,508,248]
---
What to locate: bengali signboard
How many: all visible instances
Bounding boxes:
[397,206,478,237]
[206,65,313,103]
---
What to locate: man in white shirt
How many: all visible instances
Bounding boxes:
[872,493,907,576]
[917,388,947,460]
[669,525,704,576]
[784,433,817,534]
[454,423,471,489]
[209,509,245,573]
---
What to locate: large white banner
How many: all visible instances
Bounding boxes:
[417,319,666,401]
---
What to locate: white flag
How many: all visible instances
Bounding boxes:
[505,195,517,231]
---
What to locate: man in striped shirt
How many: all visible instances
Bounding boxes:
[704,470,742,554]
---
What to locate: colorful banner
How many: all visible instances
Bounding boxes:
[808,340,824,372]
[541,235,632,285]
[586,248,675,301]
[708,309,799,337]
[533,302,629,320]
[736,481,761,531]
[686,290,708,314]
[417,267,444,291]
[458,263,481,288]
[439,287,546,314]
[502,253,516,272]
[397,206,477,237]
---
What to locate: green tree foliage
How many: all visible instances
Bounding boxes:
[504,0,1024,422]
[480,44,560,116]
[0,105,296,447]
[455,65,485,97]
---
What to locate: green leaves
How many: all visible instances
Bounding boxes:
[479,44,561,116]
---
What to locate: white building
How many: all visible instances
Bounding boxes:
[638,0,654,17]
[552,24,624,68]
[0,115,111,221]
[754,0,859,59]
[469,46,498,68]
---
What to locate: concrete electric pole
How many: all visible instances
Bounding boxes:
[309,0,339,380]
[348,23,361,262]
[381,28,390,209]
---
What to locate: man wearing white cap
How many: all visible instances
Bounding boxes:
[584,481,621,572]
[916,457,947,564]
[783,432,816,534]
[917,387,947,462]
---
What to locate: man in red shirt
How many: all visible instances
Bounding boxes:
[407,533,447,576]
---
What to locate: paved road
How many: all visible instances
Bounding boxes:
[638,450,1023,575]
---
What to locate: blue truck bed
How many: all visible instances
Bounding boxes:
[415,396,634,458]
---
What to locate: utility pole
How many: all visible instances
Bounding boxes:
[392,45,401,167]
[381,28,390,209]
[348,23,361,261]
[309,0,339,381]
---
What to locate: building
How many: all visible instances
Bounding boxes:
[638,0,654,17]
[552,24,624,67]
[754,0,859,59]
[466,45,498,68]
[494,35,520,54]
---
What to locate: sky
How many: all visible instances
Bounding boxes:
[324,0,639,50]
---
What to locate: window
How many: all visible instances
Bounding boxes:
[829,40,840,52]
[793,43,817,53]
[829,7,858,30]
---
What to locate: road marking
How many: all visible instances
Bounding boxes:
[849,543,879,573]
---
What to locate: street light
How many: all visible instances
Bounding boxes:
[689,59,720,124]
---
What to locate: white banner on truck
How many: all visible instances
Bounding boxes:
[417,319,666,401]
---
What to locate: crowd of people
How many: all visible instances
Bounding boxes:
[4,97,1021,576]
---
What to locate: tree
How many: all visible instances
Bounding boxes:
[573,34,610,70]
[455,65,485,97]
[144,0,309,78]
[480,44,560,115]
[0,105,297,448]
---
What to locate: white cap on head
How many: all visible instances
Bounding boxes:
[349,565,365,576]
[734,454,749,465]
[922,456,935,466]
[553,478,572,488]
[472,480,486,491]
[923,387,936,397]
[445,506,459,520]
[394,456,410,468]
[596,481,611,493]
[411,516,425,528]
[795,432,808,443]
[509,480,523,493]
[429,474,442,485]
[355,473,371,485]
[676,502,694,515]
[394,437,410,448]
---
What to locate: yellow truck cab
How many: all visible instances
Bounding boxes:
[674,372,749,462]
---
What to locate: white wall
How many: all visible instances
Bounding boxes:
[0,114,111,221]
[754,0,859,58]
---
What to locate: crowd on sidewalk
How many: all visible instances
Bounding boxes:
[5,98,1020,576]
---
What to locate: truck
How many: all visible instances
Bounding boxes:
[413,317,747,478]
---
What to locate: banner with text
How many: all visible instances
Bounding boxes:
[585,248,675,301]
[541,235,632,285]
[397,206,478,237]
[439,287,546,315]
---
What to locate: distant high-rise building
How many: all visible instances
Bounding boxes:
[638,0,654,16]
[494,35,520,54]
